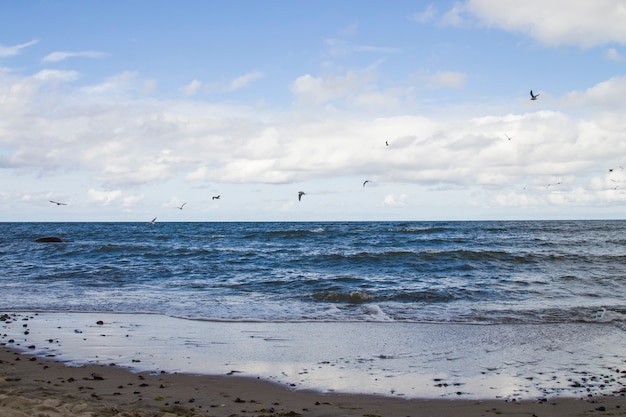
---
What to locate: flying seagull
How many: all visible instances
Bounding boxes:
[385,141,389,146]
[363,180,370,187]
[49,200,68,206]
[504,133,512,141]
[298,191,306,201]
[530,90,540,100]
[212,195,220,200]
[148,217,157,224]
[177,202,187,210]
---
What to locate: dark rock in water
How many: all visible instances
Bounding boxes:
[35,236,63,242]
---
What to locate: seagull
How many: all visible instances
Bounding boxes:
[49,200,68,206]
[148,217,157,224]
[363,180,370,187]
[530,90,540,100]
[504,133,512,141]
[385,141,389,146]
[177,202,187,210]
[298,191,306,201]
[212,195,220,200]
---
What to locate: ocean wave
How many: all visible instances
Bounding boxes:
[397,226,449,234]
[309,288,473,304]
[312,290,376,304]
[4,221,626,326]
[587,308,626,323]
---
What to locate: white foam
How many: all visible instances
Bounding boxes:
[589,308,626,323]
[362,304,394,321]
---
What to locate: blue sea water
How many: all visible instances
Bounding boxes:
[1,221,626,325]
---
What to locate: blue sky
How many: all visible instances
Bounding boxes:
[2,0,626,221]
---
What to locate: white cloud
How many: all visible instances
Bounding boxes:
[81,71,155,95]
[384,194,408,207]
[429,71,467,89]
[290,70,377,104]
[325,38,401,57]
[562,75,626,110]
[410,70,467,90]
[42,51,107,63]
[440,3,466,27]
[412,5,438,24]
[87,189,122,205]
[464,0,626,47]
[32,69,80,82]
[227,71,264,91]
[180,79,202,96]
[193,71,264,95]
[3,62,626,217]
[0,40,38,57]
[87,189,143,208]
[122,193,144,207]
[605,48,624,61]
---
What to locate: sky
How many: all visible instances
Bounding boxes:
[2,0,626,222]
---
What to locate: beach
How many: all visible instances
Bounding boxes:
[2,345,626,417]
[2,312,626,416]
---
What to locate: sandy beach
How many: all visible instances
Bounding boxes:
[1,312,626,416]
[2,346,626,417]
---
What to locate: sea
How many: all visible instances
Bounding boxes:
[1,220,626,326]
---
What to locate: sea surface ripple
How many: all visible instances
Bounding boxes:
[1,221,626,325]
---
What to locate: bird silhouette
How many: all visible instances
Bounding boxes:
[530,90,540,100]
[148,217,157,224]
[298,191,306,201]
[177,202,187,210]
[504,133,512,141]
[363,180,370,187]
[212,195,220,200]
[49,200,68,206]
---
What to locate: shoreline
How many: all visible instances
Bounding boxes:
[2,311,626,416]
[1,346,624,417]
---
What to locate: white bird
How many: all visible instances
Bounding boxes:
[148,217,157,224]
[49,200,68,206]
[298,191,306,201]
[177,202,187,210]
[530,90,540,100]
[504,133,512,141]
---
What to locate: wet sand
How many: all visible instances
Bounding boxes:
[1,311,626,416]
[2,346,625,417]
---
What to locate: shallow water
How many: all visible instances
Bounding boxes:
[2,312,626,399]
